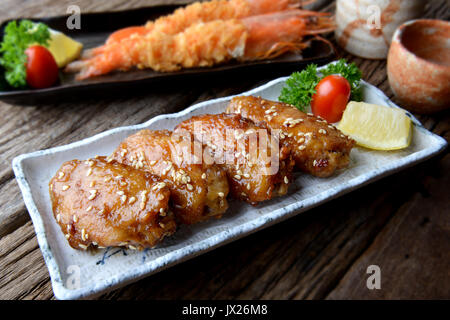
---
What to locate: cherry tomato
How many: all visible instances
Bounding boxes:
[25,45,59,89]
[311,75,351,123]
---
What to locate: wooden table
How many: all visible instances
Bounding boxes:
[0,0,448,300]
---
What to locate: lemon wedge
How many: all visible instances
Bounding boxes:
[47,29,83,68]
[338,101,412,150]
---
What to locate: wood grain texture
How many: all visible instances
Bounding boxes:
[0,0,448,300]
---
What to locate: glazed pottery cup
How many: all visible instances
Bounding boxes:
[335,0,426,59]
[388,19,450,114]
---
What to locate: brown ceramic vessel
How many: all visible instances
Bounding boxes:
[388,19,450,113]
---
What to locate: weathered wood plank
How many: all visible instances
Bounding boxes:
[0,221,53,300]
[0,0,448,300]
[327,153,450,299]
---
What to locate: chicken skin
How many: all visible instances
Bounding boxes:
[110,129,229,224]
[226,96,355,177]
[175,113,295,205]
[49,157,176,251]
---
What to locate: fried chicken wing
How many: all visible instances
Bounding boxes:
[110,130,229,224]
[49,157,176,251]
[226,96,355,177]
[175,113,294,205]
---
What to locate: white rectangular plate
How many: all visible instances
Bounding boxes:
[12,64,447,300]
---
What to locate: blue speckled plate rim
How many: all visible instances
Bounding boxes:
[11,63,448,300]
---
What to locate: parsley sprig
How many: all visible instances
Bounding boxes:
[279,59,363,111]
[0,20,50,88]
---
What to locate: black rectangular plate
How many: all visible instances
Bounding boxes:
[0,4,336,105]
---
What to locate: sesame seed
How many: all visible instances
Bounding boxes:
[56,214,61,222]
[62,185,70,191]
[140,202,145,210]
[88,190,97,200]
[298,145,306,151]
[234,175,241,180]
[298,137,305,144]
[243,173,250,178]
[65,234,70,239]
[116,191,124,195]
[159,208,165,214]
[218,192,224,197]
[159,222,165,228]
[157,194,165,201]
[201,173,207,179]
[73,215,78,223]
[152,182,166,191]
[284,176,289,184]
[97,209,104,215]
[104,176,112,182]
[313,160,318,166]
[128,196,136,204]
[150,160,157,165]
[86,168,92,177]
[128,245,137,250]
[86,206,93,212]
[120,195,127,203]
[187,184,193,191]
[89,181,95,188]
[58,172,65,179]
[318,129,327,134]
[79,244,88,250]
[246,183,251,190]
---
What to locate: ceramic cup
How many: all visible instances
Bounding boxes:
[335,0,426,59]
[387,19,450,114]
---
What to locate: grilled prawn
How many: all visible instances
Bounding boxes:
[84,0,304,58]
[66,10,334,79]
